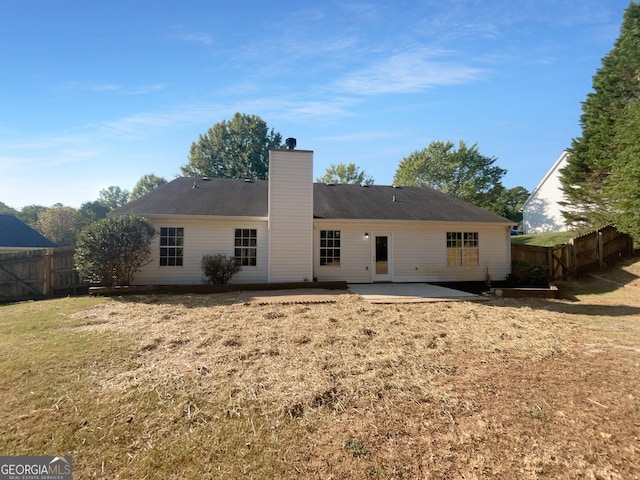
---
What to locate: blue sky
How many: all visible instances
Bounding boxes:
[0,0,632,209]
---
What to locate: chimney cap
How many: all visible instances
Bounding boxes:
[285,137,297,150]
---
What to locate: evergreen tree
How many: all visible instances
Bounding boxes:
[561,2,640,229]
[609,100,640,238]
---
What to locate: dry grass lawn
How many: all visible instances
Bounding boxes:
[1,258,639,479]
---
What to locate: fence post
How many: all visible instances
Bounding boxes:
[598,229,604,268]
[43,248,53,296]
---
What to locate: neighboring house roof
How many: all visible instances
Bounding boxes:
[112,177,511,224]
[522,151,570,211]
[521,151,571,233]
[0,214,58,248]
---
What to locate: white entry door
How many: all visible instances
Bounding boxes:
[373,234,392,282]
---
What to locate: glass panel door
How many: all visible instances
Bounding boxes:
[375,235,388,275]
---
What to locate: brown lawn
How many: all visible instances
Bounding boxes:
[1,258,639,479]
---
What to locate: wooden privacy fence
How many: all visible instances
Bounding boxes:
[511,226,635,281]
[0,247,86,302]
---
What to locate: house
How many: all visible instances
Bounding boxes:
[522,151,571,234]
[112,142,513,285]
[0,214,57,253]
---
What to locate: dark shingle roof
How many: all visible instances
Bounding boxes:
[112,177,269,217]
[0,215,58,248]
[112,177,510,224]
[314,183,510,223]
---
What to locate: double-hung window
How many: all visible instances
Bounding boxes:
[320,230,340,266]
[446,232,479,266]
[160,227,184,266]
[235,229,257,266]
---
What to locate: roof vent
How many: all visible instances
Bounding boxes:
[244,178,254,183]
[326,182,336,186]
[285,137,297,150]
[202,177,211,181]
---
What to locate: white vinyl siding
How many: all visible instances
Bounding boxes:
[314,221,510,283]
[132,217,268,285]
[522,151,571,233]
[268,149,314,282]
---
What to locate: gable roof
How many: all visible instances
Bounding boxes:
[0,215,58,248]
[522,150,569,210]
[113,177,269,217]
[314,183,509,222]
[112,177,510,224]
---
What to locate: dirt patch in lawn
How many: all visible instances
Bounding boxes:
[51,278,640,479]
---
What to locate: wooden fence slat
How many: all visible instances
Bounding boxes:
[0,262,43,296]
[512,226,634,281]
[0,247,86,302]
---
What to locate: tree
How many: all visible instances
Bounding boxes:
[131,173,167,200]
[75,216,156,287]
[0,202,18,216]
[317,163,374,185]
[76,200,110,231]
[181,113,282,180]
[393,140,506,210]
[99,186,130,210]
[36,205,78,246]
[608,100,640,238]
[492,186,530,223]
[561,2,640,229]
[18,204,47,228]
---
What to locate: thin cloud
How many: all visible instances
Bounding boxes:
[234,97,359,124]
[124,84,167,95]
[59,82,166,95]
[96,97,360,132]
[177,32,214,45]
[337,50,487,95]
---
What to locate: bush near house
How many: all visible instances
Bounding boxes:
[75,216,156,287]
[509,261,550,286]
[201,253,241,284]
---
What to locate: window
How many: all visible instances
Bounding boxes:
[235,229,257,266]
[160,227,184,266]
[320,230,340,266]
[446,232,479,266]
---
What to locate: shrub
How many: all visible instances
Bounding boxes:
[509,262,550,286]
[75,216,156,287]
[201,254,241,284]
